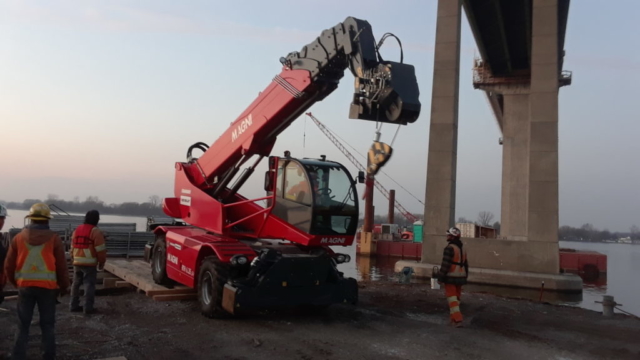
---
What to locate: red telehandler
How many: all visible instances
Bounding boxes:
[143,16,421,318]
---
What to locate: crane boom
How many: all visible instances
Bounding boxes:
[146,17,423,318]
[306,112,419,224]
[161,17,421,236]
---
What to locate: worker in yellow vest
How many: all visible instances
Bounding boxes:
[436,227,469,328]
[4,203,70,360]
[69,210,107,314]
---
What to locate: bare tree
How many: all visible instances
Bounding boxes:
[477,211,494,227]
[149,195,161,207]
[457,216,472,224]
[493,221,501,233]
[46,194,59,201]
[630,225,639,234]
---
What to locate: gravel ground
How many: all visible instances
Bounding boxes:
[1,281,638,360]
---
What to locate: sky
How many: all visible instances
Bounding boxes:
[1,0,639,232]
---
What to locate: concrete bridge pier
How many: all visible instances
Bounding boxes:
[396,0,582,292]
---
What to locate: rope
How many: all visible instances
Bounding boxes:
[615,306,640,319]
[303,115,307,156]
[390,124,401,147]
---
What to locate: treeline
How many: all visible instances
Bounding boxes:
[559,223,640,242]
[2,195,165,217]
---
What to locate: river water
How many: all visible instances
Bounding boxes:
[3,209,638,316]
[338,241,640,317]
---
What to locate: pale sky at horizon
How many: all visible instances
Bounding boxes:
[1,0,639,232]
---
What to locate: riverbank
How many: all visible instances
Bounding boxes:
[1,281,638,359]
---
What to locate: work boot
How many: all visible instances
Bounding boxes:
[84,308,99,315]
[450,320,463,328]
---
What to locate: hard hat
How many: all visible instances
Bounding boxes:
[0,204,7,218]
[25,202,53,221]
[446,227,461,237]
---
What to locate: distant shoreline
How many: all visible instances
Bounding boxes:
[5,206,162,219]
[561,239,640,245]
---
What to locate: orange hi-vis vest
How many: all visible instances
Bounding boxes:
[72,224,105,266]
[14,235,58,289]
[447,243,468,279]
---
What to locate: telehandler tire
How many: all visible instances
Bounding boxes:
[198,256,230,318]
[151,236,174,287]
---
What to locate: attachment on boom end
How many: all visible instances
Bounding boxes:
[284,16,421,126]
[366,141,393,176]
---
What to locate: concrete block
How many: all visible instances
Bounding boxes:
[394,260,582,292]
[530,122,558,152]
[432,68,460,98]
[414,237,562,274]
[533,0,559,8]
[424,178,456,210]
[529,92,559,122]
[532,0,558,37]
[423,205,454,235]
[427,123,459,147]
[528,181,558,212]
[434,41,461,66]
[528,209,560,242]
[531,34,559,65]
[529,151,558,182]
[426,153,458,182]
[421,234,447,264]
[430,96,459,124]
[530,62,560,91]
[435,15,461,44]
[436,0,461,18]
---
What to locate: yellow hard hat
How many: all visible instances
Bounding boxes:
[25,202,53,220]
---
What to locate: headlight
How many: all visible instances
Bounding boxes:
[230,255,248,266]
[334,253,350,264]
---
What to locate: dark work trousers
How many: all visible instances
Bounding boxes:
[70,265,97,312]
[12,287,58,360]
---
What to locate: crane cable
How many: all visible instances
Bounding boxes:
[319,119,424,206]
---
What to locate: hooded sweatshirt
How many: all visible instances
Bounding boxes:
[4,224,70,290]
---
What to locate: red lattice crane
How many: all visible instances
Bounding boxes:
[306,112,420,224]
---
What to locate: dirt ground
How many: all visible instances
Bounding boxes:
[1,281,639,360]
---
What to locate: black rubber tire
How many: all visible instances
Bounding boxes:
[151,236,173,287]
[197,256,230,319]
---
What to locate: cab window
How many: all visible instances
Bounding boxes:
[283,162,312,205]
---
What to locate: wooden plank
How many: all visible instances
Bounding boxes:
[103,278,119,288]
[152,293,197,302]
[116,281,134,288]
[104,259,195,300]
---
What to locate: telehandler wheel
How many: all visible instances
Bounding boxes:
[198,256,230,318]
[151,236,173,287]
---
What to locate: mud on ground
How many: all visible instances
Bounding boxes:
[1,282,639,360]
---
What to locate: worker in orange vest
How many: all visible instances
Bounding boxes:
[0,204,8,305]
[4,203,70,360]
[436,226,469,328]
[69,210,107,314]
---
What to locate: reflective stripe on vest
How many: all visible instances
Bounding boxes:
[15,236,58,289]
[72,224,98,266]
[447,244,468,278]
